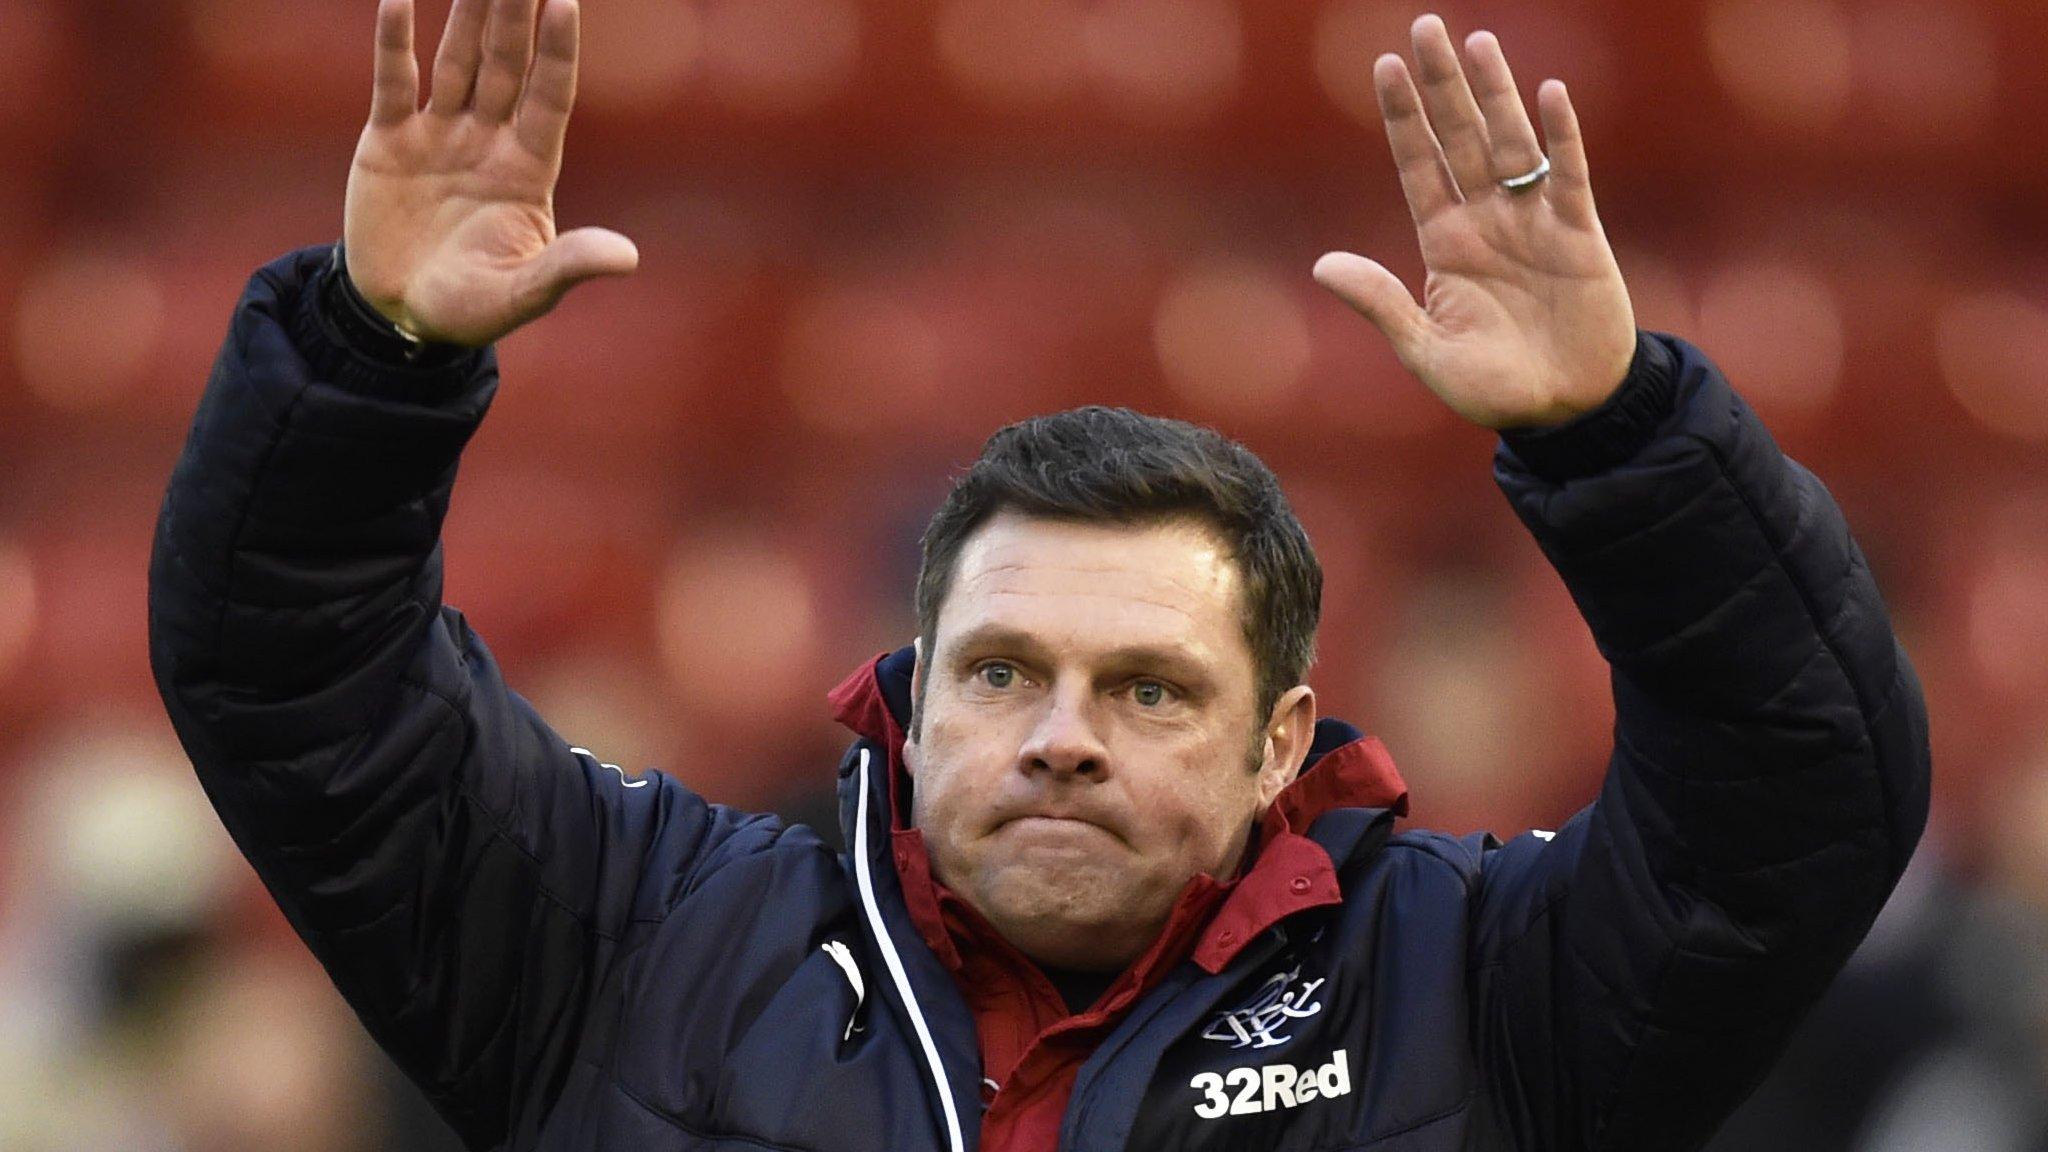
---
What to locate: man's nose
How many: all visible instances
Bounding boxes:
[1018,687,1108,778]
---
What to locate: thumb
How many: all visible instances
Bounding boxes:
[1313,251,1427,359]
[520,226,641,314]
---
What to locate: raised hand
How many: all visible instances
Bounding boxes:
[1314,15,1635,430]
[342,0,638,347]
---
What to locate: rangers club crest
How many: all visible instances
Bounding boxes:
[1201,964,1326,1050]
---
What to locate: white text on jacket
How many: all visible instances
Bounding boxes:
[1189,1049,1352,1118]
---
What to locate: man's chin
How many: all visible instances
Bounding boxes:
[975,871,1166,970]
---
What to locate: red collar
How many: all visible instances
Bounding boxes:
[827,652,1409,974]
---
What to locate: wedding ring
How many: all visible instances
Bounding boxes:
[1498,155,1551,192]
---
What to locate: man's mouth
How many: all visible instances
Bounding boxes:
[1007,814,1095,829]
[999,814,1122,845]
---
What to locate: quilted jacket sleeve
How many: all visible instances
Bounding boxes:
[148,248,792,1148]
[1465,333,1932,1151]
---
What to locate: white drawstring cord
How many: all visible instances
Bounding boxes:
[851,748,966,1152]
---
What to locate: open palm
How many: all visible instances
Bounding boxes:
[343,0,637,347]
[1315,16,1635,430]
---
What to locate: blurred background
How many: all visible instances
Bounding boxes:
[0,0,2044,1147]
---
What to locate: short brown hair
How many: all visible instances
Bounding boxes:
[914,406,1320,728]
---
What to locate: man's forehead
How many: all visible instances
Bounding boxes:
[938,511,1244,648]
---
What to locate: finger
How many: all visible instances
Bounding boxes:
[428,0,488,114]
[1537,79,1597,224]
[517,227,641,317]
[369,0,419,126]
[1409,14,1491,197]
[1462,31,1545,188]
[1373,54,1460,225]
[1313,251,1430,362]
[515,0,579,160]
[473,0,542,123]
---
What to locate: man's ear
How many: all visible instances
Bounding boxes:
[1255,685,1317,809]
[903,636,925,775]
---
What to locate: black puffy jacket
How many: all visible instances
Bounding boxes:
[148,247,1930,1151]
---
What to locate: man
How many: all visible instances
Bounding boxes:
[147,1,1930,1150]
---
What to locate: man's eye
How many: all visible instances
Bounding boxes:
[979,663,1017,689]
[1131,680,1169,707]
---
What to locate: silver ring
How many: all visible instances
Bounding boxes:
[1498,154,1551,192]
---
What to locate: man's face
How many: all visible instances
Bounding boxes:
[903,510,1314,971]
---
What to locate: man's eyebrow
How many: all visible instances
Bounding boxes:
[1097,644,1210,682]
[944,624,1049,661]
